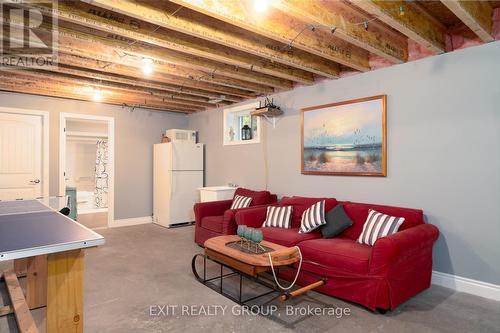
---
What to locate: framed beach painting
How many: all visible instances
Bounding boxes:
[301,95,387,177]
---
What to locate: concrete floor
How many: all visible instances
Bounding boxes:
[1,224,499,333]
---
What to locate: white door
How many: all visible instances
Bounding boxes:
[171,143,204,171]
[0,112,43,200]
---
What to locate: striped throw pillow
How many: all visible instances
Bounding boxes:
[230,195,252,209]
[357,209,405,246]
[262,206,292,228]
[299,200,326,233]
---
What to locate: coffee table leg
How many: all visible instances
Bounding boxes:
[47,249,84,333]
[239,274,242,303]
[220,264,223,292]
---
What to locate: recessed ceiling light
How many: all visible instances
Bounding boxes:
[142,58,154,75]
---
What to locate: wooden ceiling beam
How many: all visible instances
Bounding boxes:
[15,61,232,106]
[2,67,212,109]
[43,1,315,85]
[56,26,275,94]
[56,53,243,103]
[168,0,370,72]
[82,0,341,78]
[352,0,446,54]
[275,0,408,63]
[2,13,276,94]
[0,71,202,113]
[441,0,494,42]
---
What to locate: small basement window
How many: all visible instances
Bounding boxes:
[223,102,260,145]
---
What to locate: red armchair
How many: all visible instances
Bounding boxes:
[194,188,277,246]
[235,197,439,311]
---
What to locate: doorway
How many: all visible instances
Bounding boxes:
[59,113,114,228]
[0,107,49,200]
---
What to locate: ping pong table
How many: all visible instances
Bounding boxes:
[0,199,105,333]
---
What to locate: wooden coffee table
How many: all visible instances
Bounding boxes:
[192,235,324,305]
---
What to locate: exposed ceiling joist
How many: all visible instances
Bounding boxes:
[4,12,279,94]
[5,67,213,109]
[352,0,446,54]
[274,0,408,63]
[38,1,315,85]
[169,0,370,72]
[441,0,494,42]
[0,71,203,113]
[56,53,243,102]
[82,0,341,78]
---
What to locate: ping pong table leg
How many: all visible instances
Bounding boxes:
[47,249,84,333]
[26,255,47,309]
[13,259,28,277]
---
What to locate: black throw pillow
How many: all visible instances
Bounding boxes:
[320,205,353,238]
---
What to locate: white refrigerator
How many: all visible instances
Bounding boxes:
[153,142,204,227]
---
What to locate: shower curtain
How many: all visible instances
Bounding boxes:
[94,139,109,208]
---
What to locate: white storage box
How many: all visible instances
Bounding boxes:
[198,186,237,203]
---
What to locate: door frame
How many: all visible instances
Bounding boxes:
[59,113,115,227]
[0,106,50,198]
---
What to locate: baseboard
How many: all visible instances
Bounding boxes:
[432,270,500,301]
[110,216,153,228]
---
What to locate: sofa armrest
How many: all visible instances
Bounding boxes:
[235,205,270,228]
[369,224,439,275]
[193,200,233,225]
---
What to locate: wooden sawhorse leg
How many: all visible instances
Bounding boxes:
[47,249,84,333]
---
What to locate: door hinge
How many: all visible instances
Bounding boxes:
[63,127,66,132]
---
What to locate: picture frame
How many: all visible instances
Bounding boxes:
[301,95,387,177]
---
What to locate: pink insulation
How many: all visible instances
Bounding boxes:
[493,7,500,40]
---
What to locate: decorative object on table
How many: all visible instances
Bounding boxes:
[234,225,266,253]
[241,124,252,140]
[301,95,387,176]
[299,200,327,234]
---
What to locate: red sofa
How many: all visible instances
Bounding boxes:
[194,188,277,246]
[235,196,439,312]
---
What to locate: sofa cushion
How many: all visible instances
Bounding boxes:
[298,238,372,275]
[234,188,271,206]
[259,227,321,247]
[340,202,424,240]
[321,204,353,238]
[200,216,224,233]
[281,196,338,229]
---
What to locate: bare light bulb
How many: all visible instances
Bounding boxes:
[254,0,269,13]
[93,88,103,102]
[142,58,154,75]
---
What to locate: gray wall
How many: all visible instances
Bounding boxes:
[0,93,188,219]
[189,41,500,285]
